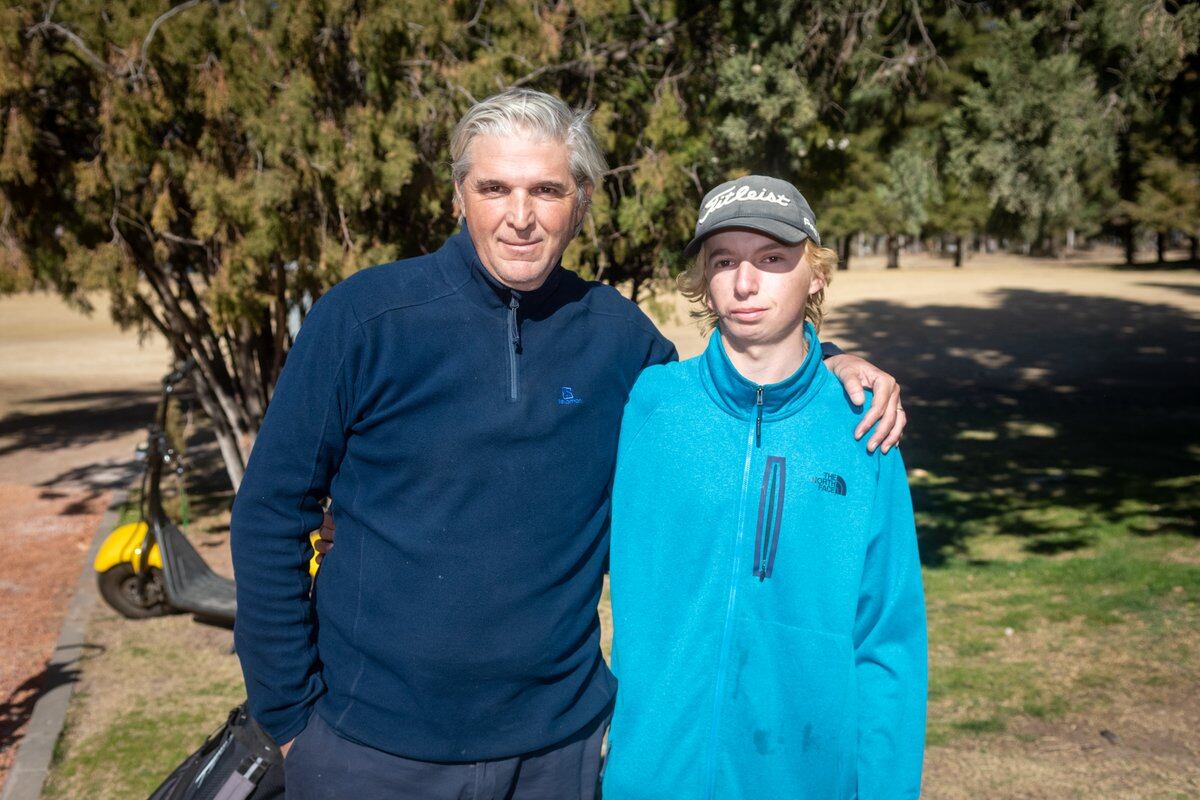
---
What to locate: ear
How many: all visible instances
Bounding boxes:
[572,181,595,227]
[453,183,465,217]
[808,269,827,296]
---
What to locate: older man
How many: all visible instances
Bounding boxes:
[231,89,904,799]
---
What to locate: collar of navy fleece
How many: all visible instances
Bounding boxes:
[699,322,827,421]
[443,228,564,313]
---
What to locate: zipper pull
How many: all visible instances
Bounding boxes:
[755,386,764,447]
[507,295,521,351]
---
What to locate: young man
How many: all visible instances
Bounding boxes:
[232,88,906,799]
[603,177,927,800]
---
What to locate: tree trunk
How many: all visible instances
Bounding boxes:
[1190,235,1198,263]
[1156,231,1166,264]
[954,236,963,268]
[1123,223,1136,265]
[838,235,851,270]
[886,234,900,269]
[1065,228,1076,253]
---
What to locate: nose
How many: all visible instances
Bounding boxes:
[733,260,758,299]
[505,190,534,232]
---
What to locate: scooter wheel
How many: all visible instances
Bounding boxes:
[97,564,171,618]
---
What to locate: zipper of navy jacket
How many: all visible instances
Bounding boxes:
[703,417,758,800]
[506,293,520,402]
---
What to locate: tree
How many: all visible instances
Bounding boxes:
[1123,156,1200,263]
[1069,0,1200,264]
[0,0,702,488]
[874,140,939,269]
[944,14,1118,256]
[926,177,991,267]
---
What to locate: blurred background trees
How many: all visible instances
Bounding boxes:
[2,0,1197,486]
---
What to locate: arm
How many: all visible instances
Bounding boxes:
[853,450,927,799]
[230,292,361,747]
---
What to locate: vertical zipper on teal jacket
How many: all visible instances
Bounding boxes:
[506,294,520,402]
[755,386,764,447]
[703,421,757,800]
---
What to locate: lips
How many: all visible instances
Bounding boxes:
[729,307,768,322]
[499,239,543,254]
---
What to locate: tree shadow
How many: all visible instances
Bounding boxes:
[831,289,1200,566]
[1138,282,1200,297]
[0,391,156,458]
[0,643,105,755]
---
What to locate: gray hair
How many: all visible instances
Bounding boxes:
[450,88,607,210]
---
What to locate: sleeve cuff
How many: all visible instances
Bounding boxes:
[820,341,844,359]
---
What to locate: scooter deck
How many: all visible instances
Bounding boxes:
[154,518,237,626]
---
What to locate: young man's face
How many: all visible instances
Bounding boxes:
[703,229,825,348]
[458,133,591,292]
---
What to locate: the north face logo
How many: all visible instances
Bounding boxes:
[812,472,847,496]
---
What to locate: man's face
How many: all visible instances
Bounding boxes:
[703,229,824,347]
[458,133,590,292]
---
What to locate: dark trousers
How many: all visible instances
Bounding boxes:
[284,710,608,800]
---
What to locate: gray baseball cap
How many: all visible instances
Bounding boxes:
[683,175,821,257]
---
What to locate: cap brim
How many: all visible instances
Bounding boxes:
[682,217,814,258]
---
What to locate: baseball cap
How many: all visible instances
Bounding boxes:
[683,175,821,257]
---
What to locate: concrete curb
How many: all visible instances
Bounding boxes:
[0,489,128,800]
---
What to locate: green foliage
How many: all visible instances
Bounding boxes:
[944,15,1118,246]
[2,0,1197,481]
[1124,155,1200,235]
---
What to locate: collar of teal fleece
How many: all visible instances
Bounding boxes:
[699,322,828,421]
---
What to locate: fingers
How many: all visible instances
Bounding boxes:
[828,355,868,406]
[314,539,332,554]
[854,374,895,442]
[880,404,907,453]
[869,386,902,453]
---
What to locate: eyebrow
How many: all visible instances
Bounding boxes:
[471,178,570,192]
[707,243,791,259]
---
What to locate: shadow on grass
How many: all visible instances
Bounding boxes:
[0,645,104,755]
[834,288,1200,566]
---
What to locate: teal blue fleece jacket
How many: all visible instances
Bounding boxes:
[604,323,927,800]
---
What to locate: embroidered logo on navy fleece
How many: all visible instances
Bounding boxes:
[811,472,847,496]
[557,387,583,405]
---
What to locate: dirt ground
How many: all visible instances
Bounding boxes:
[0,291,169,790]
[3,247,1198,797]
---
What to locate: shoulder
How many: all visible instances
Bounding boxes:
[812,368,907,478]
[561,272,663,341]
[629,359,690,404]
[620,359,694,439]
[327,252,455,324]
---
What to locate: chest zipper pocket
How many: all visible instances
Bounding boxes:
[753,456,787,581]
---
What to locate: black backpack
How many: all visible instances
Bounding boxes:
[148,704,285,800]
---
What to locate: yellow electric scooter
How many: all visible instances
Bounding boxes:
[95,362,318,626]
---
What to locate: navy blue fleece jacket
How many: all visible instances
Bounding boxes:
[230,230,676,761]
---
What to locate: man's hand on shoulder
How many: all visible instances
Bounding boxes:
[824,353,906,454]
